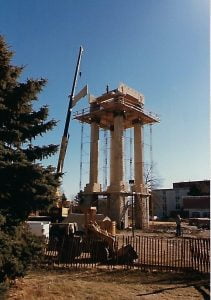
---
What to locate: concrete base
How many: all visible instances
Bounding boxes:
[97,198,108,216]
[134,194,149,229]
[84,183,101,193]
[107,194,128,229]
[134,184,149,195]
[107,181,128,193]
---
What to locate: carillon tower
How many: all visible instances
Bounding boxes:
[74,83,159,229]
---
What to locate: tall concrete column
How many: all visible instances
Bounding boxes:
[109,112,125,191]
[108,112,127,228]
[134,122,144,190]
[110,130,115,186]
[85,120,101,192]
[133,121,149,229]
[89,121,99,185]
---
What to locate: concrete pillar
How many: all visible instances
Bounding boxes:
[108,112,128,228]
[89,121,99,185]
[134,194,149,229]
[109,112,125,191]
[85,120,101,192]
[134,122,144,190]
[110,130,115,186]
[133,121,149,229]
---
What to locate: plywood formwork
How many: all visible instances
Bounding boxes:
[73,84,159,229]
[74,92,159,129]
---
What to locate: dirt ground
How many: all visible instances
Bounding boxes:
[5,268,210,300]
[119,221,210,239]
[2,222,210,300]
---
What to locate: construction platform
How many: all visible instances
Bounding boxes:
[73,83,159,229]
[73,84,159,128]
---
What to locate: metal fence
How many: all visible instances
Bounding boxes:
[44,235,210,273]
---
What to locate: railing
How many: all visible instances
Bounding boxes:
[122,236,210,273]
[44,235,210,273]
[73,98,160,122]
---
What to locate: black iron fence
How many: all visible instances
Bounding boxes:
[44,235,210,273]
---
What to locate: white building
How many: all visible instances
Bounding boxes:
[152,188,189,218]
[151,180,210,219]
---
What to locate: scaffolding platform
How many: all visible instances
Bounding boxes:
[73,87,159,128]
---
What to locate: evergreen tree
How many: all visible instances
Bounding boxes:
[0,215,45,282]
[0,35,61,226]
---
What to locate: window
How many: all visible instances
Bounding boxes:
[162,202,167,216]
[192,212,200,218]
[202,212,210,218]
[176,203,180,209]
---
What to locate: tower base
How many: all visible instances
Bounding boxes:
[107,193,128,229]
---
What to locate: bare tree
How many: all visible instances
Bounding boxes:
[144,163,163,191]
[144,163,163,218]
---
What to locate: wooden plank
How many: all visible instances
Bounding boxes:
[196,238,199,272]
[166,238,168,271]
[144,236,147,269]
[154,236,157,268]
[205,238,210,273]
[160,238,163,271]
[138,236,141,267]
[199,239,203,273]
[149,237,151,270]
[143,236,145,270]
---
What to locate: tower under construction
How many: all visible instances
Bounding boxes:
[74,83,159,229]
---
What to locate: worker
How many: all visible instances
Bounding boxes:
[175,214,182,236]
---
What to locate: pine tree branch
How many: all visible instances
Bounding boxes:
[23,144,59,161]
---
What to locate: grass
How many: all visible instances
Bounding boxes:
[5,268,210,300]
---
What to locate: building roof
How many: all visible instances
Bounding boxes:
[152,188,173,192]
[173,180,210,189]
[183,196,210,209]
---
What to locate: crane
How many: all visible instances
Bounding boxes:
[57,46,84,174]
[31,47,87,221]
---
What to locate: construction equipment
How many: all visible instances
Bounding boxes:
[49,46,87,218]
[48,207,138,264]
[57,46,84,174]
[44,49,138,264]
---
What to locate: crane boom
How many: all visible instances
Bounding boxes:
[57,46,83,174]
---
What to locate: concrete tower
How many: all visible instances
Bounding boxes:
[74,83,159,229]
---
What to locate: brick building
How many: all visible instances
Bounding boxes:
[183,195,210,218]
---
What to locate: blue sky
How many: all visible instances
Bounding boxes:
[0,0,209,197]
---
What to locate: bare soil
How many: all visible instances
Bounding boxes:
[6,268,210,300]
[119,221,210,239]
[2,222,210,299]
